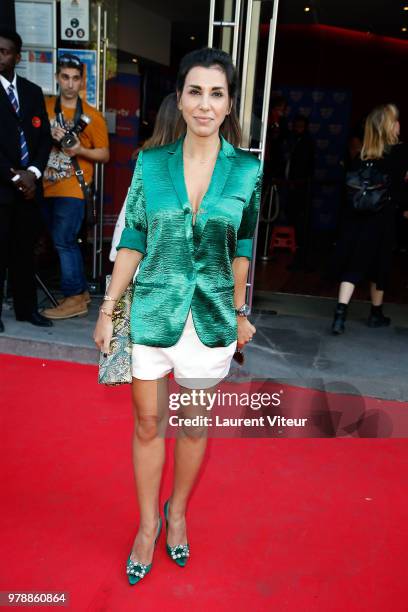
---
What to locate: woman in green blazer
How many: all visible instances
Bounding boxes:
[94,47,263,584]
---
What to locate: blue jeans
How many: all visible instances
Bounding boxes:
[41,197,88,297]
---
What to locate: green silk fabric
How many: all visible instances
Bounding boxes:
[117,133,263,347]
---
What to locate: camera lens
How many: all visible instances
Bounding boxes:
[61,133,76,148]
[77,115,91,132]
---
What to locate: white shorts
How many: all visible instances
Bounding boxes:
[131,309,237,389]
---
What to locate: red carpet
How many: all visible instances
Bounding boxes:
[1,354,407,611]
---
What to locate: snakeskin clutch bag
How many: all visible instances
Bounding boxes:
[98,276,134,386]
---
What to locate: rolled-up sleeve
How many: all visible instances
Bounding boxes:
[236,162,263,260]
[116,151,147,254]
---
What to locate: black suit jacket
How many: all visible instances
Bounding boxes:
[0,75,52,205]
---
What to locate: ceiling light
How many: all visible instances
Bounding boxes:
[190,35,196,40]
[132,58,138,63]
[404,6,408,11]
[402,27,407,32]
[304,6,311,12]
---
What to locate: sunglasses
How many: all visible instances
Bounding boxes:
[57,55,82,67]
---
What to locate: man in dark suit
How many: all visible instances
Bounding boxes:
[0,27,52,332]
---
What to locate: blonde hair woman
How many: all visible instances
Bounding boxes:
[332,103,408,334]
[360,104,400,159]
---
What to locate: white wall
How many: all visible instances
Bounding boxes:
[118,0,171,66]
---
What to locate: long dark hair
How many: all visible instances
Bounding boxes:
[141,93,185,149]
[175,47,242,147]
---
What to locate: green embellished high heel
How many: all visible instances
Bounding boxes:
[126,516,162,585]
[163,499,190,567]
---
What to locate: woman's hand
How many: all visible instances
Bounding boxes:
[93,309,114,355]
[237,316,256,349]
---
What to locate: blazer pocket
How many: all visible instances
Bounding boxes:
[135,280,166,289]
[224,194,247,203]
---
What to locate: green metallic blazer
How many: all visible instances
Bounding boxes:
[117,133,263,348]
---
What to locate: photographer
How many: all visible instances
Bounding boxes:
[41,53,109,320]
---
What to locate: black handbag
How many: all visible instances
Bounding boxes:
[346,161,390,213]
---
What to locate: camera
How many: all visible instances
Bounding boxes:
[57,114,91,149]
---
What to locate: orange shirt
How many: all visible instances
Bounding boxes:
[43,96,109,199]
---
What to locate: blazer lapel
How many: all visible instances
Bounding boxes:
[205,135,236,206]
[0,78,19,119]
[16,76,29,120]
[192,135,236,246]
[167,135,194,257]
[167,135,189,211]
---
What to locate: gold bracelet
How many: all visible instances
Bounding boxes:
[103,295,118,302]
[99,307,113,318]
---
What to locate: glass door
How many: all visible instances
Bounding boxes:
[208,0,281,309]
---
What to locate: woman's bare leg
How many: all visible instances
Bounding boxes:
[166,385,212,547]
[370,282,384,306]
[338,281,355,304]
[129,376,168,564]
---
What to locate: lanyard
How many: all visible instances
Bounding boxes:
[54,95,83,130]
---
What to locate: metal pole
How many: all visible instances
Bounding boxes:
[259,8,279,163]
[238,0,254,133]
[241,2,261,148]
[96,4,102,108]
[102,10,107,113]
[98,9,108,277]
[247,0,280,310]
[221,0,233,57]
[92,4,102,281]
[232,0,242,65]
[209,0,241,64]
[259,184,279,261]
[208,0,216,47]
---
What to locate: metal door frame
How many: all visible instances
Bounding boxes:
[208,0,280,310]
[92,5,108,285]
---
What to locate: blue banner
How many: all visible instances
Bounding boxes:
[275,86,352,231]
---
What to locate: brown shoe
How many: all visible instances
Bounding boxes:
[57,290,91,305]
[42,295,88,319]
